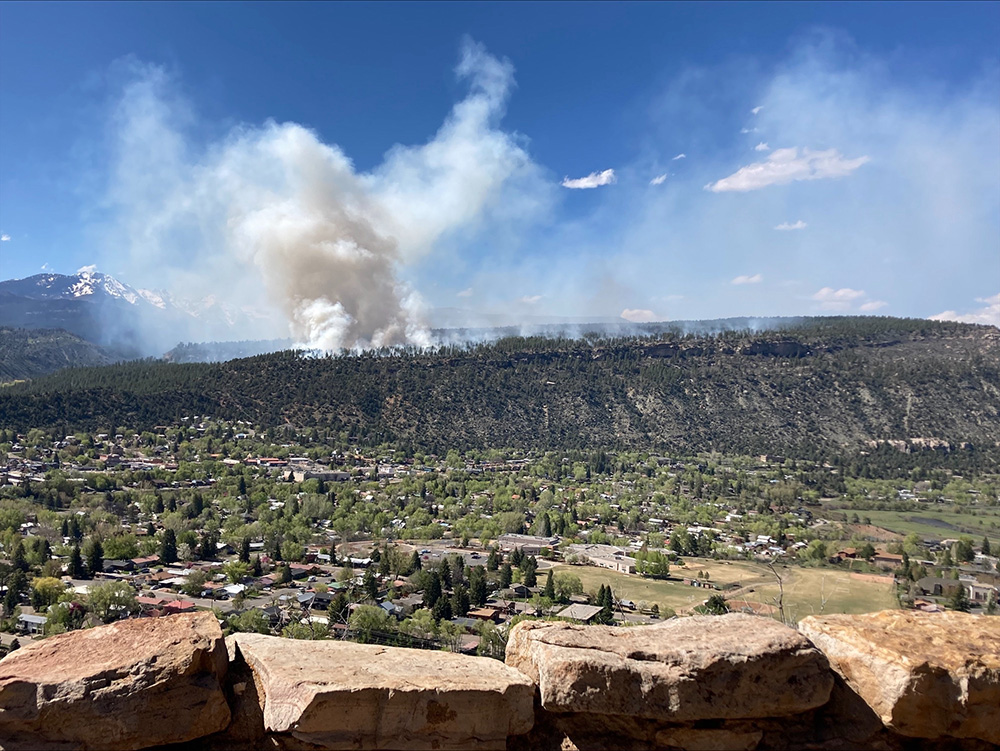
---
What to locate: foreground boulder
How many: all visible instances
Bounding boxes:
[229,633,535,750]
[800,610,1000,745]
[505,614,832,721]
[0,612,230,750]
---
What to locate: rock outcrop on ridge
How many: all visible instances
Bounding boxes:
[504,614,833,720]
[227,632,535,750]
[800,609,1000,746]
[0,609,997,750]
[0,611,230,750]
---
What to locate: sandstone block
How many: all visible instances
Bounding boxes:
[800,609,1000,745]
[0,612,230,750]
[504,614,832,721]
[230,633,535,750]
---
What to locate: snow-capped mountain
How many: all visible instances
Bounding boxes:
[1,269,147,304]
[0,269,275,356]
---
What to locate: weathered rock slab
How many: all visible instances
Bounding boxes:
[0,612,230,750]
[230,633,535,750]
[504,614,832,721]
[800,610,1000,745]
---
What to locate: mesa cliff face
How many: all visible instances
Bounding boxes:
[0,610,997,751]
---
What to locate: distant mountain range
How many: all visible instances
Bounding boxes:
[0,270,268,357]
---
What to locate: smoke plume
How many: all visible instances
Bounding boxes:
[104,40,546,351]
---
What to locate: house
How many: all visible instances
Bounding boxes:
[968,582,997,604]
[18,613,48,634]
[508,584,532,598]
[467,607,503,623]
[556,604,604,624]
[915,576,962,598]
[379,601,404,618]
[873,553,904,569]
[103,559,135,574]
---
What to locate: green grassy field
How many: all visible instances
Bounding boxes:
[551,558,897,620]
[843,507,1000,545]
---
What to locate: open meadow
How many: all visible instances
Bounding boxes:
[553,558,897,620]
[837,507,1000,547]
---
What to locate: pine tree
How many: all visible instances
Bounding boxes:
[423,572,442,608]
[363,568,378,601]
[983,536,992,556]
[161,529,178,564]
[486,548,500,571]
[543,570,555,600]
[499,563,512,589]
[87,539,104,577]
[68,545,84,578]
[239,536,251,563]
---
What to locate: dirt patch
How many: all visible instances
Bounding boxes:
[845,524,904,542]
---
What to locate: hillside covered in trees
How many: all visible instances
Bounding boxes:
[0,327,115,383]
[1,317,998,455]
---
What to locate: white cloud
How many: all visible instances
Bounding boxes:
[930,293,1000,326]
[859,300,888,312]
[731,273,763,285]
[456,288,473,298]
[740,127,758,134]
[751,106,763,115]
[672,153,686,160]
[517,294,542,304]
[77,264,98,274]
[811,287,867,310]
[0,233,10,242]
[620,308,661,323]
[774,220,807,231]
[562,169,616,189]
[707,147,870,192]
[754,142,770,152]
[649,174,668,185]
[40,262,52,272]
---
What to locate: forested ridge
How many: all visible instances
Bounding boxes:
[0,327,114,382]
[1,316,998,454]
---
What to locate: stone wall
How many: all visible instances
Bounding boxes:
[0,610,996,751]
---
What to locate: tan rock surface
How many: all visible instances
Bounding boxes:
[504,614,832,721]
[230,633,535,750]
[799,609,1000,744]
[0,611,230,750]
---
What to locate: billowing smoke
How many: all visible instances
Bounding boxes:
[103,40,548,351]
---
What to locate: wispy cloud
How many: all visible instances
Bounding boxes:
[812,287,866,310]
[620,308,661,322]
[671,153,686,160]
[456,288,473,298]
[930,293,1000,326]
[740,127,758,134]
[517,294,542,304]
[77,264,98,274]
[707,148,870,192]
[562,169,616,189]
[0,234,10,242]
[859,300,888,312]
[774,220,807,231]
[731,273,763,285]
[649,174,667,185]
[754,142,770,152]
[751,105,763,115]
[40,262,52,272]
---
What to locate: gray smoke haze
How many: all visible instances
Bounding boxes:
[101,40,549,351]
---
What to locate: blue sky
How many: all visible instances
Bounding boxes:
[1,2,998,344]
